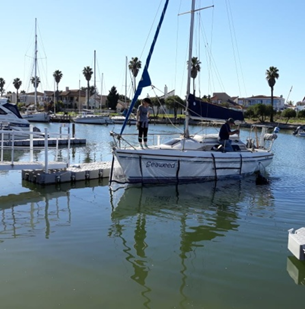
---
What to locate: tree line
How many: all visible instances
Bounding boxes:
[0,58,281,123]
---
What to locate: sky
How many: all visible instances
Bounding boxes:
[1,0,304,105]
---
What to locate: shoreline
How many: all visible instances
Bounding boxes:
[49,115,301,131]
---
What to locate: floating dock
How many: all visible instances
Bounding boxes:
[288,228,305,260]
[22,161,112,185]
[3,137,86,147]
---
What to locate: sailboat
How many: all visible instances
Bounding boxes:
[110,0,278,184]
[73,50,112,125]
[22,18,50,123]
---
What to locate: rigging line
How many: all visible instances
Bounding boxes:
[225,0,241,95]
[139,0,164,61]
[151,84,210,136]
[36,21,49,90]
[225,0,247,97]
[203,38,226,93]
[196,4,228,95]
[194,9,201,98]
[151,87,185,134]
[95,57,103,94]
[194,0,211,98]
[207,0,215,96]
[176,1,192,99]
[174,1,183,97]
[36,21,48,60]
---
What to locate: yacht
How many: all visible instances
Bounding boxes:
[73,110,113,125]
[111,114,137,125]
[0,98,41,139]
[0,98,30,129]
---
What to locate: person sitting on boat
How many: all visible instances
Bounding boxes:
[218,118,239,152]
[137,98,151,148]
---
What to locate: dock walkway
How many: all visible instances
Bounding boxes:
[22,162,112,185]
[1,127,78,172]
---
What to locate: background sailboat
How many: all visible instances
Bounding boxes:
[73,50,113,125]
[22,18,50,123]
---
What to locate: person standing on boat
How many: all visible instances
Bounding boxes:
[218,118,239,152]
[137,98,151,148]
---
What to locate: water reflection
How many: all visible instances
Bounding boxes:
[287,256,305,285]
[109,178,274,308]
[0,179,108,241]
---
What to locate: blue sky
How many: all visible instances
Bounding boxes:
[1,0,304,104]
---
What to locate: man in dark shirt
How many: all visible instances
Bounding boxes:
[218,118,239,151]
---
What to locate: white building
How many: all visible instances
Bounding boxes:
[295,98,305,111]
[238,95,285,111]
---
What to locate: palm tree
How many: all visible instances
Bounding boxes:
[83,66,93,109]
[13,78,22,103]
[188,57,201,96]
[0,78,5,97]
[265,66,279,122]
[128,57,141,93]
[31,76,41,89]
[53,70,63,113]
[31,76,41,109]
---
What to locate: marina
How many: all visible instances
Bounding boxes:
[1,0,305,306]
[1,121,305,308]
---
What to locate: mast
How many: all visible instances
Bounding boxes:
[181,2,214,138]
[34,18,38,110]
[94,50,96,111]
[100,73,103,110]
[78,78,81,113]
[125,56,127,108]
[184,0,196,138]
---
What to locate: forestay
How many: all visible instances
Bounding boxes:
[120,0,169,135]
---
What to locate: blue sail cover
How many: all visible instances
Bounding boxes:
[188,94,244,122]
[120,0,169,135]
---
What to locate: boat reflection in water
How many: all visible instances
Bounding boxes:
[287,256,305,286]
[109,178,274,307]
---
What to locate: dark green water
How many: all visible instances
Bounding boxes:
[0,124,304,308]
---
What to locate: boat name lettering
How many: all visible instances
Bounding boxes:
[146,161,176,168]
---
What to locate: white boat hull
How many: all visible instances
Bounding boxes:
[73,115,113,124]
[295,131,305,137]
[111,116,137,125]
[113,147,273,184]
[22,112,50,122]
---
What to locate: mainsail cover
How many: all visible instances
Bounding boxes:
[188,94,244,122]
[120,0,169,135]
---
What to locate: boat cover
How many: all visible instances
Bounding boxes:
[188,94,244,122]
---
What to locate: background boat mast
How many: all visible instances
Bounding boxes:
[34,18,38,110]
[94,50,96,111]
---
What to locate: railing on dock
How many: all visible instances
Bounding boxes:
[0,125,71,172]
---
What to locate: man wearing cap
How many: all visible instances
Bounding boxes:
[218,118,239,152]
